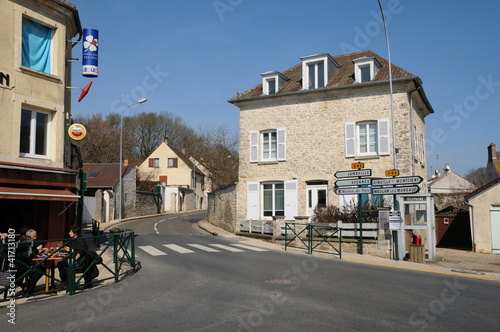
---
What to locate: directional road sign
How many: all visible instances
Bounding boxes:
[335,169,372,178]
[372,185,420,195]
[335,187,372,195]
[335,178,372,187]
[372,176,423,186]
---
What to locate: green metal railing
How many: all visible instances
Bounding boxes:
[284,223,342,258]
[0,230,138,301]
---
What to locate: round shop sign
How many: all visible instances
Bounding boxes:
[68,123,86,140]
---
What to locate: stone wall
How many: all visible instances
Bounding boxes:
[136,191,160,216]
[208,184,237,233]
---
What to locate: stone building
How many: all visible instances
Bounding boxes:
[0,0,82,239]
[229,50,434,224]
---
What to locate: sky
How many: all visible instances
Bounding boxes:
[69,0,500,179]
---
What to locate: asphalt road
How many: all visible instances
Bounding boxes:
[3,212,500,331]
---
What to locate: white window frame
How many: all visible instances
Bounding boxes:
[357,121,378,156]
[306,61,325,90]
[353,57,380,83]
[154,158,160,168]
[22,16,55,75]
[261,130,277,161]
[345,119,390,158]
[262,182,285,220]
[168,158,174,167]
[265,78,276,95]
[19,108,51,159]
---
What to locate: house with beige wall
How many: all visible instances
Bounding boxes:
[0,0,82,239]
[229,50,434,225]
[138,138,207,210]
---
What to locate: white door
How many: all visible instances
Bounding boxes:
[491,206,500,254]
[307,185,328,218]
[83,196,96,224]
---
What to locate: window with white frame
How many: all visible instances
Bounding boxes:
[307,61,325,89]
[267,78,276,95]
[353,56,380,83]
[22,17,54,74]
[250,128,286,162]
[344,119,390,158]
[263,182,284,217]
[301,54,339,91]
[19,108,50,158]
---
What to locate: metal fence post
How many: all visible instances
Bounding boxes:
[114,234,119,282]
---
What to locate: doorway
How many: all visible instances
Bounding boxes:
[306,183,328,220]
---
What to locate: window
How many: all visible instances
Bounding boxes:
[250,128,286,162]
[261,71,289,95]
[19,109,50,158]
[22,17,53,74]
[357,122,378,156]
[263,182,284,217]
[267,78,276,95]
[307,62,325,89]
[168,158,178,168]
[148,158,160,168]
[353,56,380,83]
[262,131,277,161]
[344,119,390,157]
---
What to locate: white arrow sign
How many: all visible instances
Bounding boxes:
[335,169,372,178]
[372,185,420,195]
[335,178,372,187]
[372,176,423,186]
[335,187,372,195]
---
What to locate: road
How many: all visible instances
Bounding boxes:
[3,211,500,331]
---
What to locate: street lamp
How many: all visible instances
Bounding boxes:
[119,98,147,220]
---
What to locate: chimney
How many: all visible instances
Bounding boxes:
[488,143,496,162]
[124,159,129,166]
[164,137,169,145]
[444,163,450,173]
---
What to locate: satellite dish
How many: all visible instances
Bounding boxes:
[78,81,93,102]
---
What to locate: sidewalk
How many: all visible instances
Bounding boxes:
[198,220,500,282]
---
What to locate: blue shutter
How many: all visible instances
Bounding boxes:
[378,119,390,156]
[277,128,286,161]
[345,122,356,157]
[247,182,259,220]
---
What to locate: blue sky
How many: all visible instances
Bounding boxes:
[70,0,500,179]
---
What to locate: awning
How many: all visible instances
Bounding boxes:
[0,187,79,202]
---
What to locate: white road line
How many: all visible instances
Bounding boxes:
[163,244,195,254]
[138,246,167,256]
[210,244,245,252]
[154,219,166,234]
[231,244,269,252]
[187,244,220,252]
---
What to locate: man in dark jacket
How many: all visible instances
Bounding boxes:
[57,226,92,287]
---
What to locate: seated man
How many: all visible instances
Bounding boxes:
[17,229,46,294]
[57,226,93,288]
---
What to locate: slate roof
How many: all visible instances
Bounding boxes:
[82,163,136,188]
[229,50,433,113]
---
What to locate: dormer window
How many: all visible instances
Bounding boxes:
[261,71,289,95]
[353,56,381,83]
[301,53,339,91]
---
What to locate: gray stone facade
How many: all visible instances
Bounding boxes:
[207,185,237,233]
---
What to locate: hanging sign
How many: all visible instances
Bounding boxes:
[68,123,86,140]
[82,28,99,77]
[335,169,372,178]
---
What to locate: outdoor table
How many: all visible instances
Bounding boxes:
[32,254,67,292]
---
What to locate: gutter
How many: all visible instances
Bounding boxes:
[465,201,477,252]
[409,86,421,176]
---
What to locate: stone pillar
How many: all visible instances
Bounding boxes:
[171,193,177,212]
[272,216,285,243]
[95,189,103,223]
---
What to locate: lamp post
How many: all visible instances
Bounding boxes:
[119,98,147,220]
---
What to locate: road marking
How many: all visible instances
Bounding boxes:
[163,244,194,254]
[154,219,166,234]
[138,246,167,256]
[231,244,268,252]
[210,244,245,252]
[187,244,220,252]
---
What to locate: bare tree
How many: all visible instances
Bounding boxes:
[464,167,486,188]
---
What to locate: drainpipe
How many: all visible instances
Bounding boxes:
[409,86,421,177]
[465,201,477,252]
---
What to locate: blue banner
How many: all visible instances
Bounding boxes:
[82,28,98,77]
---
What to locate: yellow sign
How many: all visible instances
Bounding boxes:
[68,123,86,140]
[351,163,364,169]
[385,169,400,177]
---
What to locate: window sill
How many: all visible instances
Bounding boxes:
[19,66,61,83]
[19,154,50,160]
[258,161,279,165]
[355,155,380,160]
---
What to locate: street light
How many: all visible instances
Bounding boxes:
[119,98,147,220]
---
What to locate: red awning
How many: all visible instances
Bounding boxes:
[0,187,79,202]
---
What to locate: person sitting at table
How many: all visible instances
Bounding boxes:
[57,225,93,288]
[18,229,46,294]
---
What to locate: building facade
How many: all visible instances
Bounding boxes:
[0,0,82,239]
[230,51,434,224]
